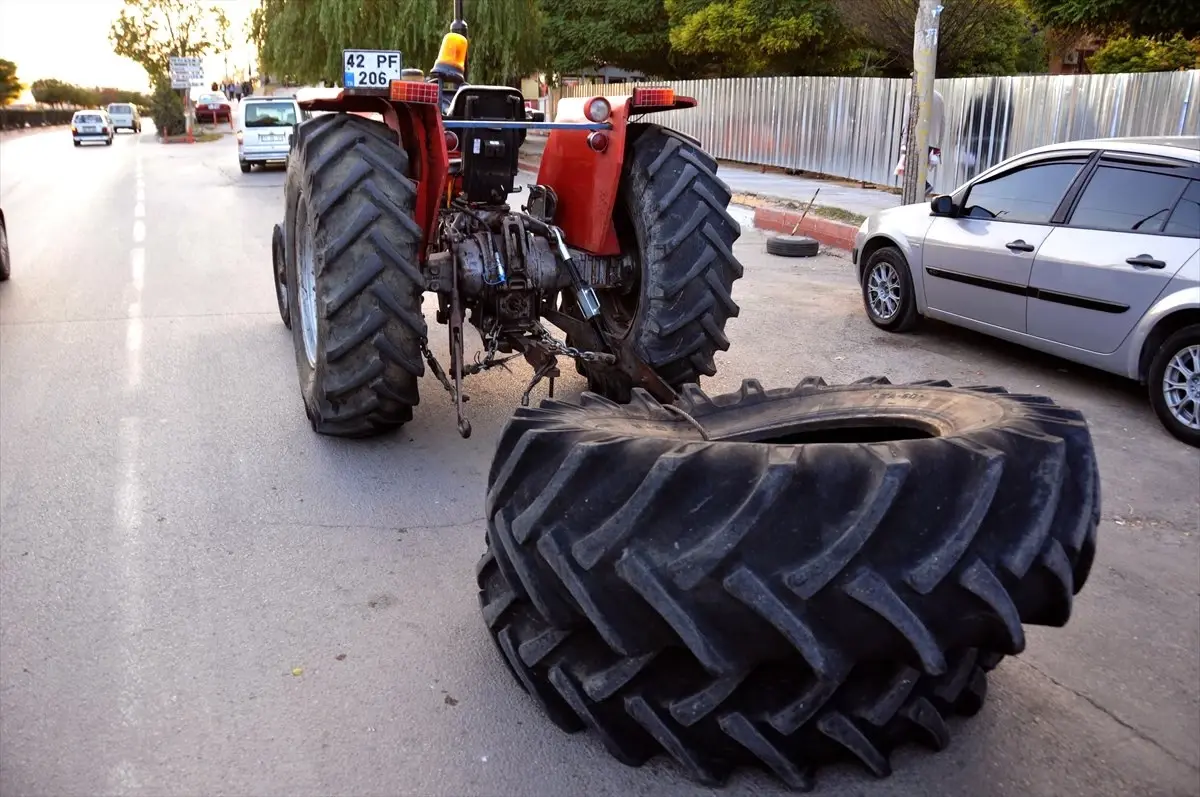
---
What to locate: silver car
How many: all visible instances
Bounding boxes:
[853,136,1200,446]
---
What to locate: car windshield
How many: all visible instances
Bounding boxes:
[75,114,103,124]
[108,104,132,114]
[245,102,297,127]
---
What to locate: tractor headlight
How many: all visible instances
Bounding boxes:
[584,97,611,124]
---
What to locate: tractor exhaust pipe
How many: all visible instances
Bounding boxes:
[452,0,467,36]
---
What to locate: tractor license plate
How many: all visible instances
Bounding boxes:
[343,49,403,90]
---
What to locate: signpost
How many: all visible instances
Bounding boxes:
[169,56,204,142]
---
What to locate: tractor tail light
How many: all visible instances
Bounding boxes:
[587,131,610,152]
[632,87,676,108]
[444,130,459,152]
[390,80,440,104]
[584,97,611,124]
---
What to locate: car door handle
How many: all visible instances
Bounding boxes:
[1005,239,1035,252]
[1126,254,1166,269]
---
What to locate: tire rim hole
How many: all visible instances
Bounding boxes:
[745,418,940,445]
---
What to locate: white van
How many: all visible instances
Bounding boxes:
[105,103,141,133]
[237,96,311,173]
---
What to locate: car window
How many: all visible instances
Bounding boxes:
[74,114,103,124]
[108,104,132,114]
[1068,165,1190,234]
[1162,180,1200,238]
[245,102,298,127]
[962,161,1084,224]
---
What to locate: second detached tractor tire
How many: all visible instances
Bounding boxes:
[566,124,744,402]
[283,114,427,437]
[479,377,1099,787]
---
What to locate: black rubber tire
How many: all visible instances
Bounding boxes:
[0,216,10,282]
[477,541,993,790]
[240,160,252,173]
[766,235,820,258]
[1147,324,1200,448]
[861,246,920,333]
[484,376,1099,681]
[271,222,290,329]
[283,113,426,437]
[567,124,743,402]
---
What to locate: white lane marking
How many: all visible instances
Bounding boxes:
[133,219,145,243]
[111,415,146,791]
[134,202,145,218]
[136,186,145,203]
[131,247,145,292]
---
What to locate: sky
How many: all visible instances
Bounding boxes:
[0,0,258,101]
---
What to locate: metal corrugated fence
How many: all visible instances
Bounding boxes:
[561,70,1199,194]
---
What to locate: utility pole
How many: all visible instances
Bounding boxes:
[902,0,943,205]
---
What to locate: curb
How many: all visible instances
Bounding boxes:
[752,207,858,251]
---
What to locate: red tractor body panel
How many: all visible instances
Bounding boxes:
[299,93,449,261]
[537,94,697,255]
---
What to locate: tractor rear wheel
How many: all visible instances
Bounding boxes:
[567,124,743,402]
[283,113,426,437]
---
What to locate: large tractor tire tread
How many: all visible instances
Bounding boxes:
[284,113,426,437]
[478,544,992,790]
[574,125,744,401]
[484,376,1099,681]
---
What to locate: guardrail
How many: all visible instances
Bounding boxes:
[560,70,1199,194]
[0,108,78,131]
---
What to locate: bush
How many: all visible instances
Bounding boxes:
[0,108,76,131]
[150,77,186,137]
[1088,33,1200,73]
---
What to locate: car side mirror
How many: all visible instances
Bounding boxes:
[930,194,956,217]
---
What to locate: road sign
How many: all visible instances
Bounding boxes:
[342,50,402,90]
[169,56,205,89]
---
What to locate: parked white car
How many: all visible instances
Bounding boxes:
[105,102,141,133]
[236,96,310,173]
[853,136,1200,446]
[71,110,113,146]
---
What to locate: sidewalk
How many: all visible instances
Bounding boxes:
[517,133,902,251]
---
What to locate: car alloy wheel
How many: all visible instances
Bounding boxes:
[867,260,902,321]
[1162,343,1200,432]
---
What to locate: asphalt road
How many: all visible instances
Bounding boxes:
[1,125,1197,797]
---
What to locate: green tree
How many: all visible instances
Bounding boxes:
[109,0,232,81]
[834,0,1048,77]
[1026,0,1199,39]
[0,59,23,106]
[250,0,542,87]
[665,0,858,76]
[539,0,701,79]
[1087,33,1200,72]
[149,74,186,135]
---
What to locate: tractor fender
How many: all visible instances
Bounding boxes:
[537,94,697,256]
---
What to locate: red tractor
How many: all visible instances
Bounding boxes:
[272,1,744,438]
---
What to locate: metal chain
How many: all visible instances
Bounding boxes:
[536,324,616,364]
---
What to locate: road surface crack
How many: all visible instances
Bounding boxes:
[1013,657,1198,772]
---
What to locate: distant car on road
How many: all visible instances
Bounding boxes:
[0,206,10,282]
[105,102,141,133]
[195,92,232,125]
[236,96,309,173]
[854,136,1200,446]
[71,110,113,146]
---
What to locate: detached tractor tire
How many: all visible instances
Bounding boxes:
[283,113,426,438]
[480,376,1099,785]
[484,376,1099,672]
[566,124,744,402]
[766,234,820,258]
[478,542,994,790]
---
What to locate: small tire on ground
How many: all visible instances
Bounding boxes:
[271,222,290,329]
[282,113,426,437]
[861,245,920,333]
[766,234,820,258]
[477,541,993,790]
[1147,324,1200,448]
[484,376,1099,683]
[567,124,744,402]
